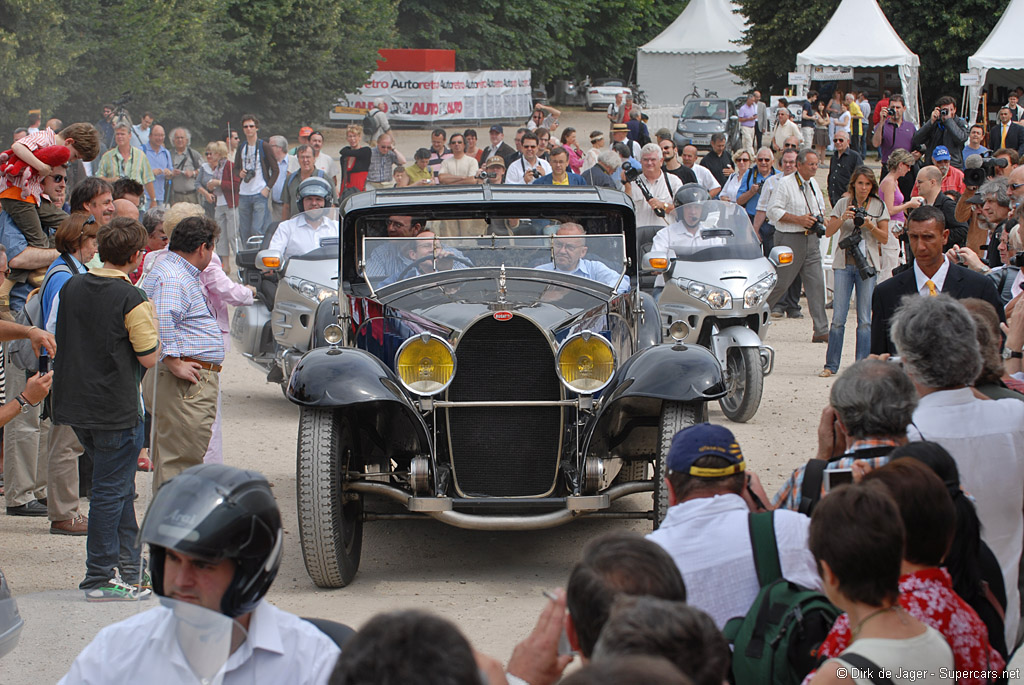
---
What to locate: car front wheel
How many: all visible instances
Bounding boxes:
[297,407,363,588]
[653,400,704,528]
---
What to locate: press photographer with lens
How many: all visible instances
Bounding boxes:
[819,167,889,378]
[910,96,968,169]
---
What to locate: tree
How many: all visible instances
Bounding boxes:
[731,0,835,97]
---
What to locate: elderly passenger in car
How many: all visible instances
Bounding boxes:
[364,215,428,278]
[535,223,629,293]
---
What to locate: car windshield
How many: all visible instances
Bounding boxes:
[681,100,728,120]
[361,233,627,293]
[645,200,764,263]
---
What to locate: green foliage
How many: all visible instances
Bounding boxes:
[394,0,686,84]
[731,0,836,96]
[732,0,1004,110]
[0,0,395,147]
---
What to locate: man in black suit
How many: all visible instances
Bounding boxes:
[988,107,1024,154]
[481,125,517,167]
[870,205,1005,355]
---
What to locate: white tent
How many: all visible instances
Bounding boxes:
[966,0,1023,123]
[637,0,748,107]
[794,0,920,123]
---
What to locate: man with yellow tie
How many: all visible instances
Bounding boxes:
[869,205,1005,355]
[988,107,1024,156]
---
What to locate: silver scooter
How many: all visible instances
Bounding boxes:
[230,208,341,391]
[642,200,792,422]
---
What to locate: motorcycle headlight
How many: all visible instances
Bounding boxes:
[674,278,733,310]
[556,332,615,394]
[396,334,456,395]
[285,277,336,303]
[743,273,778,308]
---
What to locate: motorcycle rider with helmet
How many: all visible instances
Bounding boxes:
[59,464,341,684]
[265,175,339,264]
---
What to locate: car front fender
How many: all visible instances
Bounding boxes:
[583,343,725,460]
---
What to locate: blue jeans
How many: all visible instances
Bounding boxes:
[237,193,269,247]
[824,264,875,372]
[74,422,144,589]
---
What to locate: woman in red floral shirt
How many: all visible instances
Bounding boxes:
[813,460,1004,684]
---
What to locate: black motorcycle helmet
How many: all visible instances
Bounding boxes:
[673,183,711,208]
[140,464,283,618]
[296,175,334,214]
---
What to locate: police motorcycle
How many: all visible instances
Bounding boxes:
[641,186,793,422]
[231,176,341,391]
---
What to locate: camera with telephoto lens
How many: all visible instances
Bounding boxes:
[838,225,877,280]
[621,161,641,183]
[808,215,826,238]
[242,168,256,183]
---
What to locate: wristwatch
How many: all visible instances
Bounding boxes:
[1002,347,1024,360]
[13,394,31,414]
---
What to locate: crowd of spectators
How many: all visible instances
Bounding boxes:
[3,94,1024,681]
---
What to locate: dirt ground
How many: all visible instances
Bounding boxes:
[2,108,862,681]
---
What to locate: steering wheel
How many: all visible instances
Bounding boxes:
[394,254,474,281]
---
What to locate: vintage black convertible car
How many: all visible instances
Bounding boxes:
[286,185,726,587]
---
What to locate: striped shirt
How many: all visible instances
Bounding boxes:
[771,438,899,511]
[95,146,155,185]
[141,251,224,363]
[0,128,57,203]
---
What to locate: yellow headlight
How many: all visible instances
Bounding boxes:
[557,333,615,393]
[396,335,456,395]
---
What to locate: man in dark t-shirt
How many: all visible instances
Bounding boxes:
[53,217,159,601]
[700,133,734,186]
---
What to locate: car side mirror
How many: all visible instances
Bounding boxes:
[257,248,283,271]
[769,246,794,267]
[642,251,672,273]
[729,115,739,122]
[672,114,680,119]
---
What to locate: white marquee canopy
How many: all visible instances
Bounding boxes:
[637,0,748,107]
[966,0,1024,122]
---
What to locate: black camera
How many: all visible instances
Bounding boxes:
[621,161,641,183]
[887,107,897,117]
[838,227,877,280]
[478,170,497,180]
[242,168,256,183]
[808,215,826,238]
[964,155,1008,187]
[112,91,132,108]
[852,207,867,228]
[1012,252,1024,268]
[939,107,951,118]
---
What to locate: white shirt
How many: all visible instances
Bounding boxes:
[269,213,340,261]
[766,173,825,233]
[686,164,722,193]
[913,258,950,295]
[238,140,268,195]
[720,172,742,203]
[831,628,953,684]
[647,493,821,629]
[505,157,552,185]
[59,599,340,685]
[652,222,724,257]
[908,387,1024,648]
[756,171,792,212]
[629,171,683,227]
[771,120,802,149]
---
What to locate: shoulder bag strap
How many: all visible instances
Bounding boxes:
[747,511,782,586]
[838,653,896,685]
[798,460,829,516]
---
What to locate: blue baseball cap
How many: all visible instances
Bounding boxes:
[932,146,951,162]
[490,124,504,134]
[666,423,745,477]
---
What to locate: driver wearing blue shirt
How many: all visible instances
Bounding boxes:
[536,223,629,293]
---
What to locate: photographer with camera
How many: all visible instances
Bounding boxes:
[233,114,279,245]
[911,96,969,169]
[505,132,551,185]
[766,149,829,342]
[624,144,682,227]
[947,224,1021,304]
[819,167,889,377]
[871,95,916,173]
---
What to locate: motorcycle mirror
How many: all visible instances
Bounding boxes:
[642,251,671,273]
[257,249,283,271]
[769,246,794,267]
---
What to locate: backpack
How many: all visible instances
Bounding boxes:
[362,109,379,139]
[723,511,840,685]
[9,256,76,370]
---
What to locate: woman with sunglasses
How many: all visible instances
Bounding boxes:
[878,149,924,280]
[819,166,889,378]
[719,151,751,203]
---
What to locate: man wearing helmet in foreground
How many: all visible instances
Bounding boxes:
[649,185,725,296]
[266,176,339,263]
[60,464,341,683]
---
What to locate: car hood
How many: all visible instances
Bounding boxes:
[372,267,624,334]
[677,119,727,133]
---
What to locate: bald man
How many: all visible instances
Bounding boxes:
[113,198,140,220]
[535,223,629,293]
[913,165,967,253]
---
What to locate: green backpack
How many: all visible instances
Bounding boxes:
[723,511,840,685]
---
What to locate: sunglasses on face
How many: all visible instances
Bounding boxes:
[756,157,772,162]
[52,175,66,183]
[784,144,797,149]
